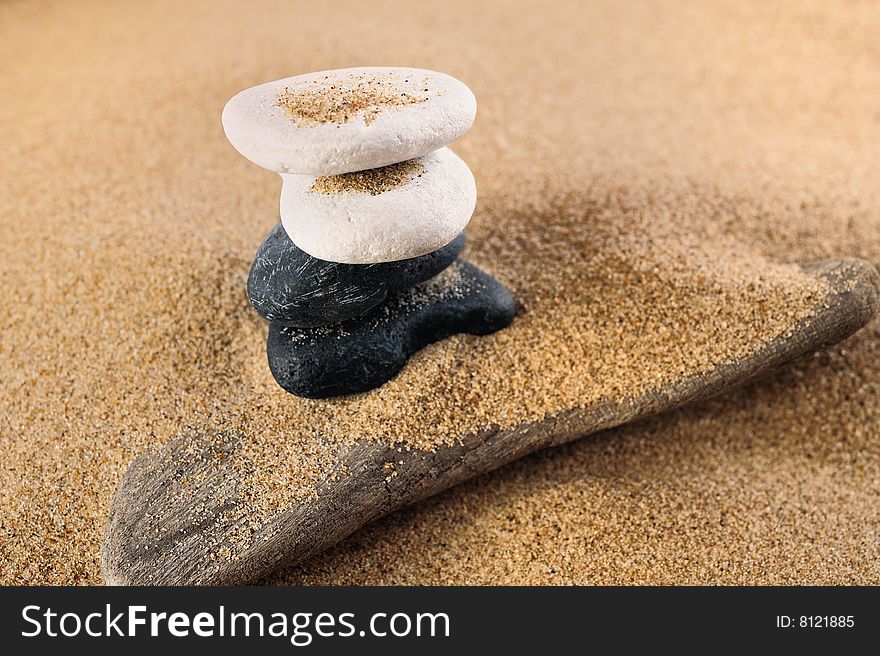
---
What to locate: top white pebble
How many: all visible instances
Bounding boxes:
[221,67,477,176]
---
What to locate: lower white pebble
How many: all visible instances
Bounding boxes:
[280,147,476,264]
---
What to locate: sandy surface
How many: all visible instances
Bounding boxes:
[1,0,879,584]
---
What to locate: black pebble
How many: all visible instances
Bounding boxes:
[248,222,465,327]
[266,260,516,398]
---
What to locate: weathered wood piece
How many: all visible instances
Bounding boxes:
[102,259,880,585]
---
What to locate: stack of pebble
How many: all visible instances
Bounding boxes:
[222,67,515,398]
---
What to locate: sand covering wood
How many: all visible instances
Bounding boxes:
[1,0,879,585]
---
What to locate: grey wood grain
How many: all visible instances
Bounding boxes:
[101,258,880,585]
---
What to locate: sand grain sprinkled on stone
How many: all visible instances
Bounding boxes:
[2,0,880,585]
[277,72,432,126]
[310,159,426,196]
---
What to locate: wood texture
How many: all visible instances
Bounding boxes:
[101,258,880,585]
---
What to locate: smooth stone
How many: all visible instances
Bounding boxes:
[222,67,476,176]
[248,223,465,327]
[266,260,515,398]
[280,147,475,264]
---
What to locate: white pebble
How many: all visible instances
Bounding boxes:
[222,67,476,176]
[280,147,476,264]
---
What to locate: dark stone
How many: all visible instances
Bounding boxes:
[266,260,516,398]
[248,222,465,327]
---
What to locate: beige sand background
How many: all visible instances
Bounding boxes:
[1,0,879,584]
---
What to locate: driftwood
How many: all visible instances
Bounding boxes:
[102,258,880,585]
